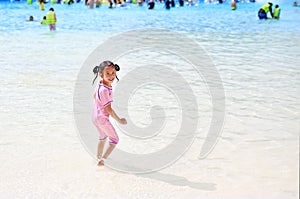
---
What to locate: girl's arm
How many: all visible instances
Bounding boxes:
[105,104,127,124]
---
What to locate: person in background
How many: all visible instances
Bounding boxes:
[29,16,34,21]
[165,0,170,9]
[148,0,155,9]
[273,4,281,19]
[258,2,273,20]
[171,0,175,7]
[179,0,184,6]
[41,16,48,25]
[46,8,57,31]
[231,0,236,10]
[120,0,128,8]
[41,16,47,25]
[87,0,94,8]
[108,0,113,8]
[39,0,45,11]
[186,0,194,6]
[68,0,74,4]
[137,0,143,6]
[95,0,102,8]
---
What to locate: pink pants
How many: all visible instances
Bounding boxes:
[93,117,119,145]
[49,24,56,31]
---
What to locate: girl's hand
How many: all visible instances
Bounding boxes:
[119,118,127,125]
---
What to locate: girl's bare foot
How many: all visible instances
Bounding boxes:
[97,159,104,166]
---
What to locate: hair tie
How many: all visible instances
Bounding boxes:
[93,66,99,74]
[114,64,120,71]
[92,66,100,85]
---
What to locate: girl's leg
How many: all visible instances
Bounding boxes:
[102,144,116,159]
[99,123,118,162]
[97,140,106,159]
[97,139,106,166]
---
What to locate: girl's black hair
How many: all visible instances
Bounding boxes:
[92,60,120,85]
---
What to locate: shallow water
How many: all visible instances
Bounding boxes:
[0,1,299,198]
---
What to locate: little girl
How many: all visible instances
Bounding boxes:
[92,60,127,166]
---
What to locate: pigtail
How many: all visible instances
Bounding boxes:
[114,64,120,81]
[92,66,100,85]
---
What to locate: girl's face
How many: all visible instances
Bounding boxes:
[100,65,116,86]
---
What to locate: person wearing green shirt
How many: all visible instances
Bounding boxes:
[40,16,47,25]
[46,8,57,31]
[258,2,273,20]
[274,5,281,19]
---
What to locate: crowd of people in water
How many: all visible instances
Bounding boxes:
[24,0,300,31]
[27,7,56,31]
[26,0,220,10]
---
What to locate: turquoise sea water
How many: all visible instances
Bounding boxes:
[0,1,300,32]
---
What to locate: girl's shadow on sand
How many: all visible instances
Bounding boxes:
[105,157,216,191]
[137,172,216,191]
